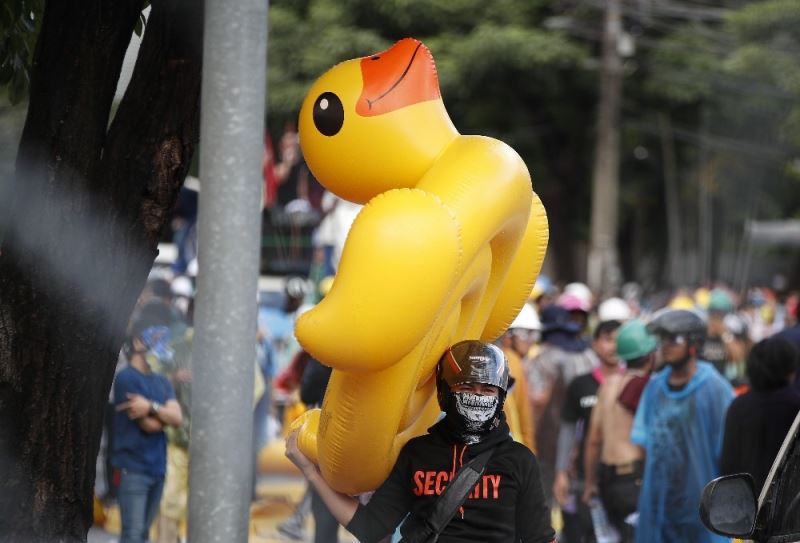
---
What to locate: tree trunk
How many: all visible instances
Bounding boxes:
[0,0,202,540]
[659,112,683,287]
[538,150,584,282]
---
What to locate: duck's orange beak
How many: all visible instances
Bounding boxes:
[356,38,441,117]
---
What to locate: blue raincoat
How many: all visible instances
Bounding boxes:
[631,362,733,543]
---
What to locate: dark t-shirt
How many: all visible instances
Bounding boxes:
[111,366,176,478]
[299,356,331,408]
[775,326,800,390]
[701,336,728,376]
[561,372,601,479]
[347,420,555,543]
[277,161,302,207]
[776,324,800,352]
[720,385,800,490]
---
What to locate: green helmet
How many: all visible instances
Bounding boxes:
[616,319,657,361]
[708,288,734,314]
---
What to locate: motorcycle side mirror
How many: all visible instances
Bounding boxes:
[699,474,757,538]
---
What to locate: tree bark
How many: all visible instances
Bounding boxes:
[538,147,586,281]
[659,112,683,287]
[0,0,202,540]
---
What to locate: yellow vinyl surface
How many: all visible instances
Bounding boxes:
[291,38,549,494]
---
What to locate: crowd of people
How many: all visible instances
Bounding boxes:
[94,263,800,542]
[96,264,347,542]
[95,116,800,543]
[491,279,800,543]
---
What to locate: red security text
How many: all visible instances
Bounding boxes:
[412,470,502,500]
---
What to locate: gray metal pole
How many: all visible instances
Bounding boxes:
[187,0,267,540]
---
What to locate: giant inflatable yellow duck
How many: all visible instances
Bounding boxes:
[291,38,549,494]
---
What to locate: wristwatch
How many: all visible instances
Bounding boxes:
[149,401,162,417]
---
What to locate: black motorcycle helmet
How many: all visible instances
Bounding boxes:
[647,308,707,350]
[436,340,509,411]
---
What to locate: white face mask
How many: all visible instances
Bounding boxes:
[454,392,499,432]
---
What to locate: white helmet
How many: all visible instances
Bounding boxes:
[598,297,632,322]
[187,258,199,278]
[509,303,541,331]
[565,282,593,308]
[171,275,194,298]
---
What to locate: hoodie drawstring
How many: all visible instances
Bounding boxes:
[449,444,470,519]
[458,445,467,519]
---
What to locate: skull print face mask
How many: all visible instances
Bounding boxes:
[443,391,502,444]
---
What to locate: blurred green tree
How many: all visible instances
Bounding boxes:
[638,0,800,287]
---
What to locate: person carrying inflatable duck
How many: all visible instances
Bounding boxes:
[286,340,555,543]
[289,37,549,496]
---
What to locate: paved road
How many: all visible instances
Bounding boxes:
[88,473,358,543]
[87,527,115,543]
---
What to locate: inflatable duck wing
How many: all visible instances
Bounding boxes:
[292,38,548,494]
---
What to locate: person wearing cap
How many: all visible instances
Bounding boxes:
[112,316,183,543]
[500,303,540,452]
[557,292,592,335]
[582,320,657,542]
[285,340,555,543]
[630,309,733,543]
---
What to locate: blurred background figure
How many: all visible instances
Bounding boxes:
[155,304,193,543]
[721,337,800,490]
[553,319,622,543]
[259,277,309,379]
[169,178,199,277]
[632,309,732,543]
[564,283,594,313]
[776,297,800,386]
[499,302,540,452]
[583,319,658,543]
[701,288,747,382]
[530,275,558,314]
[559,287,593,336]
[113,315,183,543]
[312,192,362,278]
[529,304,592,507]
[261,123,326,276]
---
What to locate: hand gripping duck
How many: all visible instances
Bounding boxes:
[291,38,548,494]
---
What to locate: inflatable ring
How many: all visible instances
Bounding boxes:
[292,38,548,494]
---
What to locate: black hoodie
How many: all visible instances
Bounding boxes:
[346,416,555,543]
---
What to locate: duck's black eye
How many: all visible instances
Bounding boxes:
[313,92,344,137]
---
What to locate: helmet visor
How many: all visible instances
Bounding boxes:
[656,332,687,346]
[438,341,509,392]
